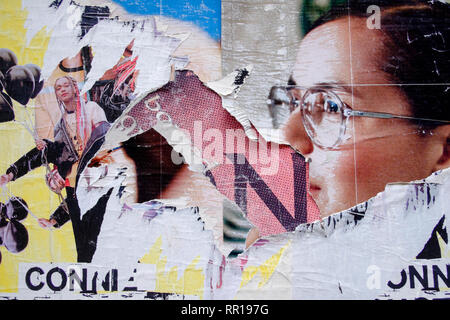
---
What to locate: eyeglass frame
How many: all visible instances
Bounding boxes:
[267,85,450,150]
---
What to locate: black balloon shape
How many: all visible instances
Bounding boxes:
[0,218,6,264]
[5,197,28,221]
[5,65,35,105]
[0,217,7,246]
[0,202,6,219]
[0,70,4,91]
[24,64,44,98]
[0,48,18,75]
[0,91,14,123]
[3,220,28,253]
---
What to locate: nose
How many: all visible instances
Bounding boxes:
[284,110,314,156]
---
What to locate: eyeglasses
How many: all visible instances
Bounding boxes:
[267,85,450,150]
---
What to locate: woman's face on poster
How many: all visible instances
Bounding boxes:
[55,77,76,104]
[284,17,449,217]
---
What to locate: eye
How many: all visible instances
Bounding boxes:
[325,99,339,113]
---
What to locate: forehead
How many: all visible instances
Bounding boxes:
[55,78,71,87]
[292,17,389,87]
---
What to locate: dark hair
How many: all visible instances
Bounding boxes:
[308,0,450,125]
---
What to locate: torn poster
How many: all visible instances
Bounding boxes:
[1,0,450,301]
[0,0,225,294]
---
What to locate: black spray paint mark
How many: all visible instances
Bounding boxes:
[233,68,250,86]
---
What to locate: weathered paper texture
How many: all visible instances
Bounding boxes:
[1,0,449,301]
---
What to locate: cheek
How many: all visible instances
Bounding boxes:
[314,150,355,183]
[322,151,357,200]
[352,137,435,202]
[309,148,357,215]
[353,144,389,196]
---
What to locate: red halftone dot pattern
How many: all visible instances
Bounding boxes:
[119,70,320,237]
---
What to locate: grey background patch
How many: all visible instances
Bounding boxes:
[221,0,303,131]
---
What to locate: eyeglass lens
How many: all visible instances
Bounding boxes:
[293,88,345,149]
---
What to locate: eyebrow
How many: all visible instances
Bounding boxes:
[288,76,358,97]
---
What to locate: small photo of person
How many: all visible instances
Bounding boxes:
[0,75,110,262]
[34,48,90,141]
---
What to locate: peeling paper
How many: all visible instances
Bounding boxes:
[76,68,257,257]
[221,0,302,145]
[206,65,258,141]
[23,1,85,80]
[0,0,227,297]
[2,0,450,302]
[83,68,318,242]
[290,170,450,299]
[232,168,450,299]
